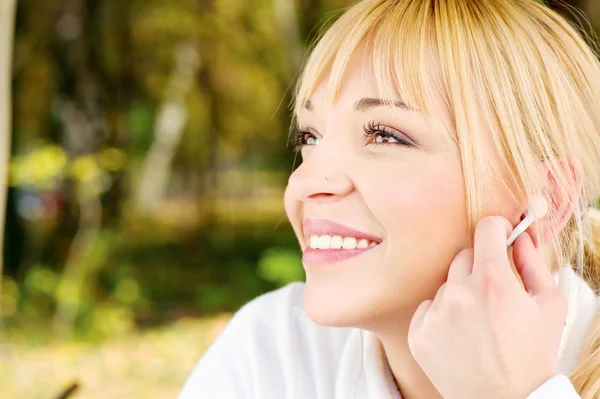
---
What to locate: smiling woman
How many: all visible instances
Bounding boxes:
[179,0,600,398]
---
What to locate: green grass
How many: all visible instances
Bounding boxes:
[0,314,231,399]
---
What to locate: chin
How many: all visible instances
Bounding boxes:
[303,297,359,327]
[301,279,375,328]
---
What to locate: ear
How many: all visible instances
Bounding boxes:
[527,157,583,248]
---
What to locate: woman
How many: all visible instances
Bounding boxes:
[179,0,600,397]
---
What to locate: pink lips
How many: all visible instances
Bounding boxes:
[302,219,382,266]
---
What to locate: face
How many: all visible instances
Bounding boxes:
[284,53,517,332]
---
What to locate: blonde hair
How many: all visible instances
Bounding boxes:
[292,0,600,396]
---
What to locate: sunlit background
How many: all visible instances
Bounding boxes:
[1,0,598,398]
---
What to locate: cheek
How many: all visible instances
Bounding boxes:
[372,162,466,232]
[366,163,469,285]
[283,186,303,241]
[283,186,296,220]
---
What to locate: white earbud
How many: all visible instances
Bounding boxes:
[506,195,549,247]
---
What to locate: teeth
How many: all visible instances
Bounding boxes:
[307,235,380,250]
[330,235,343,249]
[310,235,319,249]
[317,235,332,249]
[342,237,357,249]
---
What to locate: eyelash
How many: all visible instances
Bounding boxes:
[293,121,414,151]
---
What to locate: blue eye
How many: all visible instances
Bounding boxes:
[295,128,320,150]
[306,135,319,145]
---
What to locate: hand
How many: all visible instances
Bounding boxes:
[407,216,568,399]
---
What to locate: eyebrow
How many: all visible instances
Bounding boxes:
[303,98,413,112]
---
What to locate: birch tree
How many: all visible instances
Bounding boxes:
[0,0,18,323]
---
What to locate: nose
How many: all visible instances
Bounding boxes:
[286,149,354,203]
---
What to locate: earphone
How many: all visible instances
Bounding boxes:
[506,195,549,247]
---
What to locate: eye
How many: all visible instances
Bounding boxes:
[373,134,399,144]
[363,121,414,147]
[294,128,320,150]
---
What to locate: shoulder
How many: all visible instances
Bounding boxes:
[179,282,356,398]
[556,266,600,375]
[556,265,598,310]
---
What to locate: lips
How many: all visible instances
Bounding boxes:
[303,219,383,243]
[301,219,382,266]
[302,246,376,265]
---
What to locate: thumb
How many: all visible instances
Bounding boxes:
[512,231,556,297]
[408,300,432,338]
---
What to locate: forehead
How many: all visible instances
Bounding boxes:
[304,49,405,114]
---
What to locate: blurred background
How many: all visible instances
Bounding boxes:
[0,0,598,398]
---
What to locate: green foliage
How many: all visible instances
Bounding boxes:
[257,247,304,286]
[1,277,19,318]
[9,145,67,190]
[9,144,126,197]
[24,266,58,296]
[195,284,233,310]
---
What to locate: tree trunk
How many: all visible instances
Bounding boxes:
[135,42,201,212]
[0,0,18,323]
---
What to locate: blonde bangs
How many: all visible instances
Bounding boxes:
[292,0,446,131]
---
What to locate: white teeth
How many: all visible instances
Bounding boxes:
[317,235,332,249]
[330,235,343,249]
[310,235,319,249]
[342,237,357,250]
[307,235,379,250]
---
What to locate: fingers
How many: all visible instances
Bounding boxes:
[447,248,474,283]
[430,282,447,311]
[512,231,557,297]
[473,216,514,277]
[409,299,433,336]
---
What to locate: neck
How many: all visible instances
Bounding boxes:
[374,318,443,399]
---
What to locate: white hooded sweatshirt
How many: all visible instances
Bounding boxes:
[179,266,599,399]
